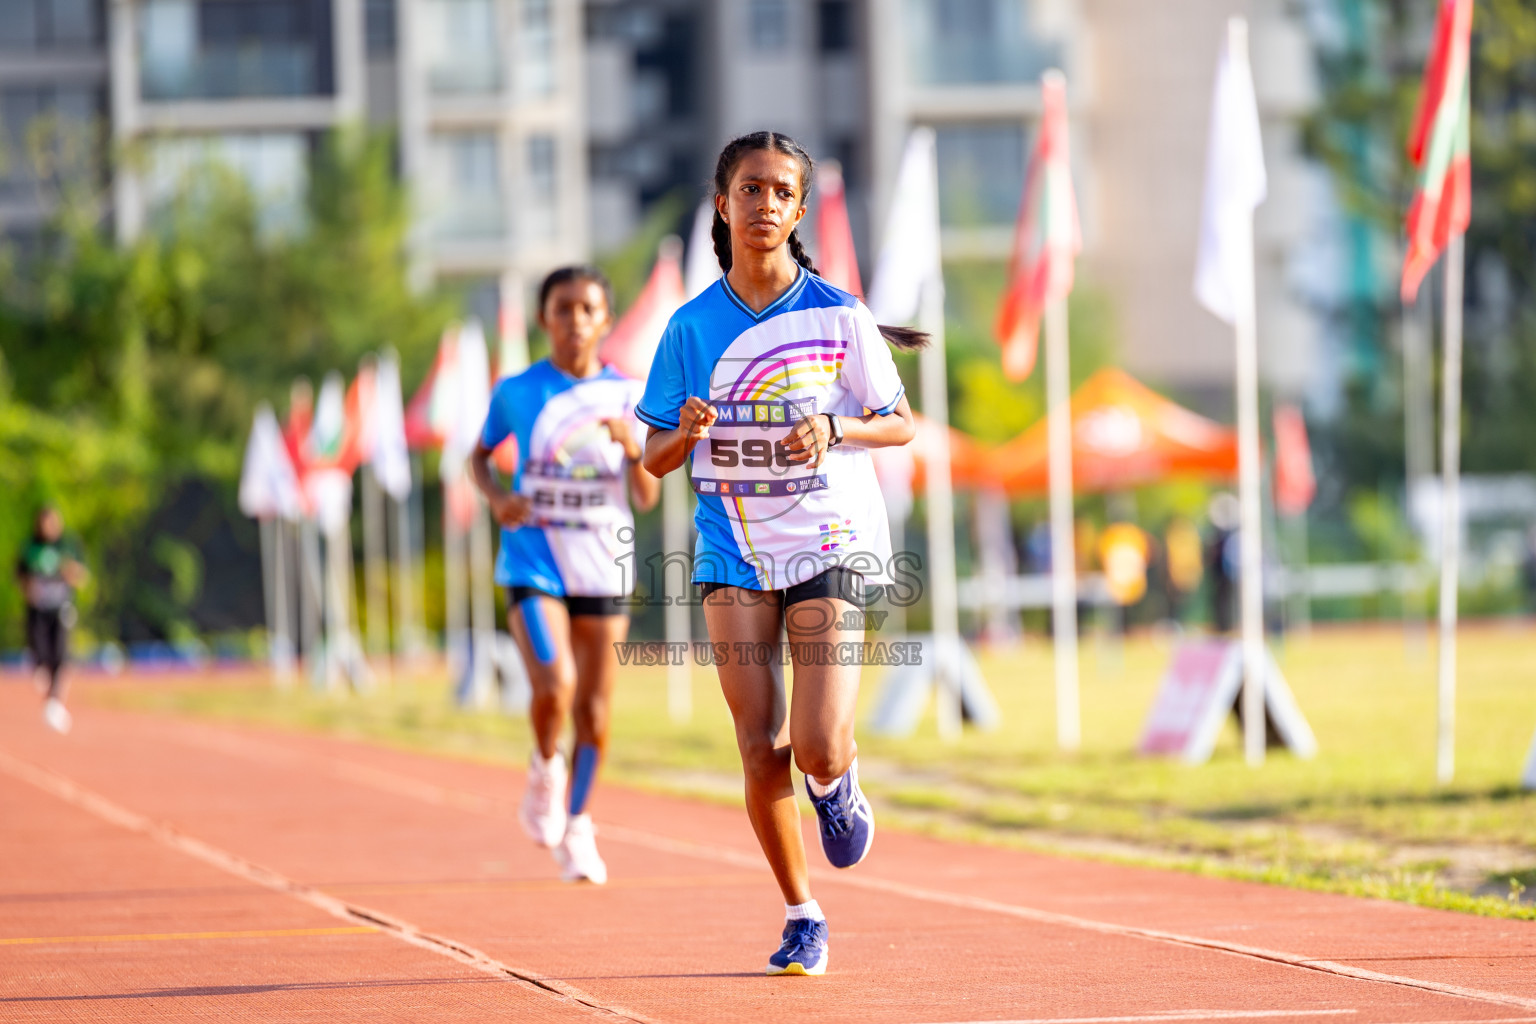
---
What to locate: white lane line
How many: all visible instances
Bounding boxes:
[911,1014,1536,1024]
[127,721,1536,1015]
[0,748,659,1024]
[598,822,1536,1014]
[915,1011,1358,1024]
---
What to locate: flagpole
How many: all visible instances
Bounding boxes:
[469,495,497,708]
[1044,294,1079,750]
[391,491,416,660]
[1402,290,1433,646]
[664,471,692,722]
[272,517,295,685]
[919,277,962,739]
[322,525,346,691]
[1226,25,1267,770]
[300,517,324,688]
[258,515,279,683]
[340,514,370,690]
[362,464,390,677]
[1436,231,1464,784]
[444,490,468,698]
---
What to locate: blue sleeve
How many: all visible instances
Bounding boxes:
[481,381,515,449]
[636,322,686,430]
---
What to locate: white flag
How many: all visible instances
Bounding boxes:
[684,199,721,300]
[441,318,491,481]
[238,403,303,520]
[1194,18,1267,325]
[372,348,412,500]
[305,372,353,534]
[867,127,942,325]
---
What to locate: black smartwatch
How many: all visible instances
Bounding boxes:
[823,412,844,448]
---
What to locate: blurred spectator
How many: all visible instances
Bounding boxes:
[1026,520,1052,574]
[1163,515,1204,624]
[15,506,88,734]
[1207,493,1240,634]
[1075,517,1099,631]
[1098,522,1149,634]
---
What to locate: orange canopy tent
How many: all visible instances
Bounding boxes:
[908,412,996,492]
[990,368,1238,496]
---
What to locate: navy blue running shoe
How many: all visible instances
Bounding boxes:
[806,757,874,868]
[766,918,828,976]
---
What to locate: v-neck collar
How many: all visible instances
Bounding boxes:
[720,265,808,322]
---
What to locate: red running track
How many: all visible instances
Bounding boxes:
[3,680,1536,1024]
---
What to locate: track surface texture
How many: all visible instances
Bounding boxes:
[3,681,1536,1024]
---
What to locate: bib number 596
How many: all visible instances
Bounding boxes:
[710,437,794,469]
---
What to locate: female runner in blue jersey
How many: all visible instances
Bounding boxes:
[472,266,660,884]
[638,132,926,975]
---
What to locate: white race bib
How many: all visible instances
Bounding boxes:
[690,398,828,499]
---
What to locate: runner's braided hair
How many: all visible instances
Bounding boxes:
[710,131,929,351]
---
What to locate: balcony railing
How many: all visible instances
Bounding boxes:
[905,0,1062,86]
[141,44,323,100]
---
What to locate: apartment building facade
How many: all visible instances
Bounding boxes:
[0,0,111,252]
[3,0,1341,407]
[3,0,587,315]
[585,0,1333,408]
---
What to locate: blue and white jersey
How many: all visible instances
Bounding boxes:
[637,269,906,591]
[481,360,644,596]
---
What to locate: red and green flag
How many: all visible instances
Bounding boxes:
[1402,0,1473,303]
[995,70,1081,382]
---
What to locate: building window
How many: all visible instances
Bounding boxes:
[826,133,859,188]
[423,0,501,96]
[933,121,1024,228]
[428,131,504,241]
[748,0,789,52]
[137,0,335,101]
[364,0,394,56]
[818,0,852,54]
[145,132,310,235]
[0,0,104,49]
[518,0,556,97]
[0,85,104,202]
[905,0,1061,85]
[526,133,556,240]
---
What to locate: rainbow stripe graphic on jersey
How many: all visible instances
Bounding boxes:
[727,339,848,402]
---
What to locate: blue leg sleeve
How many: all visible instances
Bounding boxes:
[518,597,557,665]
[568,742,600,816]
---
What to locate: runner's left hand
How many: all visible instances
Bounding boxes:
[782,414,830,468]
[602,418,643,461]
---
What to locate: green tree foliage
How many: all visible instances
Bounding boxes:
[0,129,454,647]
[1303,0,1536,489]
[940,259,1117,445]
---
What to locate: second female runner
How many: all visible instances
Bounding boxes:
[472,265,660,884]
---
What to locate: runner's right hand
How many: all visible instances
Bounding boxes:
[488,492,533,529]
[681,396,719,441]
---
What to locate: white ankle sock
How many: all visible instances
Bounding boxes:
[806,772,840,797]
[785,899,824,922]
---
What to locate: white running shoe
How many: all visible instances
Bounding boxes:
[519,752,567,848]
[43,699,71,734]
[555,814,608,884]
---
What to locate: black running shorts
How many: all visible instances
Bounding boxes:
[506,586,628,618]
[698,566,867,608]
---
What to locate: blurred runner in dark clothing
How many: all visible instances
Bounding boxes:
[16,506,87,733]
